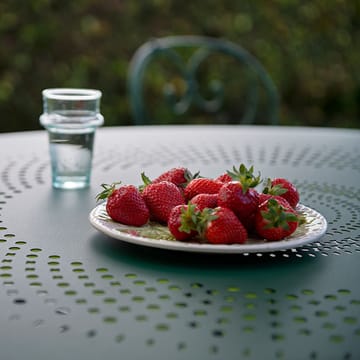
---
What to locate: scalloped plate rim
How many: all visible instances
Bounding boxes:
[89,203,327,254]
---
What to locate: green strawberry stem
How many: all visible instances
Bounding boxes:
[139,172,153,191]
[178,203,200,234]
[184,169,200,184]
[227,163,261,192]
[261,198,299,230]
[141,172,152,185]
[96,182,121,202]
[195,208,219,238]
[262,178,288,195]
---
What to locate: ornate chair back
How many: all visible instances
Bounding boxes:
[128,36,279,125]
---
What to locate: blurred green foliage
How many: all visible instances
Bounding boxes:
[0,0,359,132]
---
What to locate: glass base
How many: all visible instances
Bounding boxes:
[53,176,89,189]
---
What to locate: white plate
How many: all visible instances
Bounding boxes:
[89,203,327,254]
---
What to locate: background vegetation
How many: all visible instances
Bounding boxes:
[0,0,359,132]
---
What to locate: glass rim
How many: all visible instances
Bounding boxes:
[42,88,102,101]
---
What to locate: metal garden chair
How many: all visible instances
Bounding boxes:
[128,36,279,125]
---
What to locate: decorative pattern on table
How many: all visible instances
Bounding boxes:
[0,247,359,359]
[94,141,360,175]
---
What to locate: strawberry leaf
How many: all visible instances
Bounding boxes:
[262,178,288,195]
[95,182,121,202]
[185,169,200,182]
[261,198,299,229]
[178,203,200,234]
[139,172,153,191]
[227,163,261,192]
[195,208,219,238]
[177,169,200,188]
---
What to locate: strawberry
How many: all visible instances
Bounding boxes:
[215,173,233,183]
[168,204,199,241]
[217,164,261,230]
[141,173,185,223]
[268,178,300,208]
[197,207,248,244]
[184,178,223,201]
[190,193,218,211]
[258,192,291,207]
[153,167,198,188]
[255,198,299,241]
[96,183,149,226]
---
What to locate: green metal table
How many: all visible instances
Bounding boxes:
[0,125,359,360]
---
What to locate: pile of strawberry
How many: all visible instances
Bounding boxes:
[96,164,302,244]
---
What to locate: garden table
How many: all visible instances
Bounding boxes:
[0,125,359,360]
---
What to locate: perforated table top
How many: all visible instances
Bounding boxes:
[0,125,359,360]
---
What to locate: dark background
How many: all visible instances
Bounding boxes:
[0,0,359,132]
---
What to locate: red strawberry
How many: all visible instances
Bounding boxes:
[168,204,199,241]
[258,192,291,207]
[218,182,259,230]
[141,173,185,223]
[255,198,299,241]
[190,193,218,211]
[269,178,300,208]
[197,207,248,244]
[153,167,197,188]
[215,173,233,183]
[184,178,223,201]
[96,183,149,226]
[217,164,261,230]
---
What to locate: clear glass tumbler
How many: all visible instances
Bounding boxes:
[40,88,104,189]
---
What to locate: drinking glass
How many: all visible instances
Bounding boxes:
[40,88,104,189]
